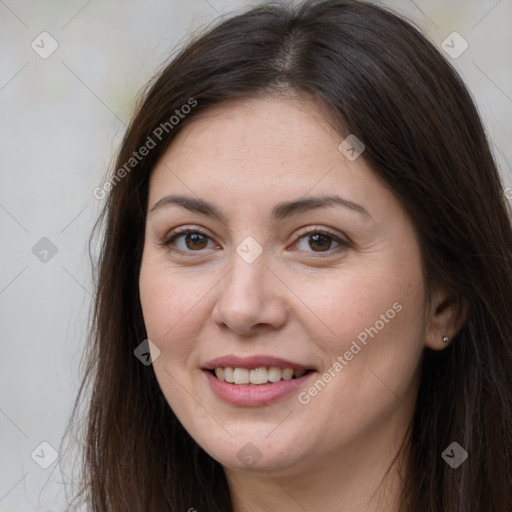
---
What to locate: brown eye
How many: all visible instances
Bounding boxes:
[162,228,215,253]
[308,233,333,252]
[294,229,350,255]
[183,232,209,250]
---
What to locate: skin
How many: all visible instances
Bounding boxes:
[138,94,464,511]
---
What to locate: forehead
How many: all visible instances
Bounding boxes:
[144,95,413,241]
[168,95,336,163]
[145,96,418,251]
[148,95,371,196]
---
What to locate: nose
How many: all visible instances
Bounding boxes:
[211,253,288,336]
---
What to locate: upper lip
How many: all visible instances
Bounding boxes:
[202,355,316,371]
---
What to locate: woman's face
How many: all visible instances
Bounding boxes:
[139,95,429,477]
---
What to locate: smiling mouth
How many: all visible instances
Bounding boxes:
[209,367,315,385]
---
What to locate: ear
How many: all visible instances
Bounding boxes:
[425,285,468,351]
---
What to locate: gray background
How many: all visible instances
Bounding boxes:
[1,0,511,510]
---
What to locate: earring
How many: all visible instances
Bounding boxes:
[442,335,450,343]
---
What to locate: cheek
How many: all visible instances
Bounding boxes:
[285,251,426,396]
[138,260,212,419]
[286,268,425,445]
[284,261,420,354]
[139,258,212,356]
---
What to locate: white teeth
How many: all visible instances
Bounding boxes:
[281,368,293,381]
[223,367,234,383]
[213,366,309,384]
[233,368,249,384]
[267,367,282,383]
[249,367,268,384]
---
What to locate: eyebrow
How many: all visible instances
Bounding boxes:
[148,194,372,222]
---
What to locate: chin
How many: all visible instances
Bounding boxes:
[201,431,309,474]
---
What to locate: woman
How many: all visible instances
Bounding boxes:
[64,0,512,510]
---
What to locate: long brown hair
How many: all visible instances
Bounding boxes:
[62,0,512,510]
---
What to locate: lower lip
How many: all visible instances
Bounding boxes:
[204,370,316,406]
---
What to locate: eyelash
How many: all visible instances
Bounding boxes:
[159,226,351,257]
